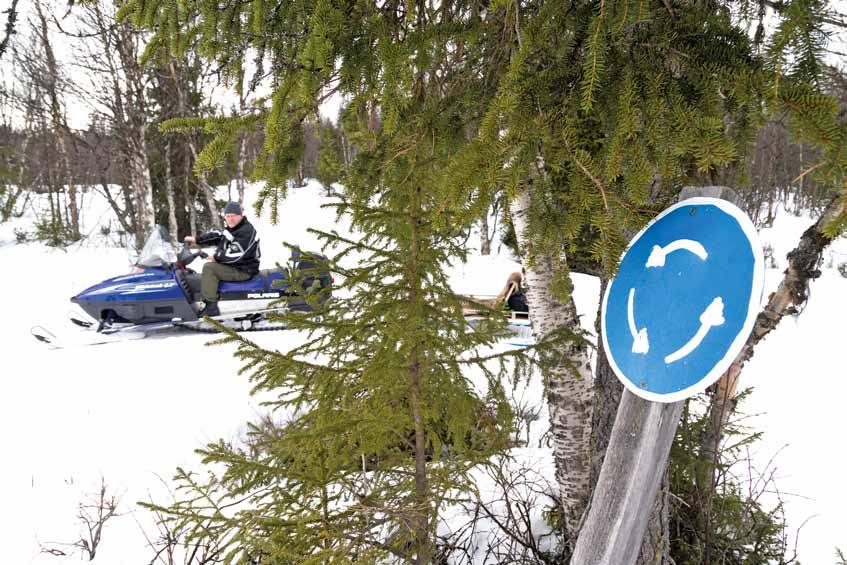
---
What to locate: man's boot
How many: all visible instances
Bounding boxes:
[199,301,220,317]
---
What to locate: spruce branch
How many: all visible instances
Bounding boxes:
[563,137,610,212]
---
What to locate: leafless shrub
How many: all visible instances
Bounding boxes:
[509,387,543,448]
[763,243,779,268]
[40,476,121,560]
[437,455,563,564]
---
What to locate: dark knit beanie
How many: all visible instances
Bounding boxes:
[223,201,243,215]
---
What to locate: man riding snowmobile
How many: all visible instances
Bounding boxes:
[184,201,260,317]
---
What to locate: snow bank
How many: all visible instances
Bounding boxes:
[742,202,847,563]
[1,187,844,563]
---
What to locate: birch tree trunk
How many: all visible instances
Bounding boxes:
[2,132,30,221]
[0,0,19,62]
[479,211,491,255]
[164,140,179,242]
[34,0,79,241]
[169,60,220,221]
[125,123,155,244]
[235,135,247,206]
[341,133,353,169]
[234,74,249,207]
[97,12,156,246]
[197,169,219,222]
[509,180,594,541]
[183,160,197,237]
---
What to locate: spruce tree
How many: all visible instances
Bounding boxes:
[315,118,346,188]
[152,143,518,561]
[124,1,525,561]
[120,0,847,562]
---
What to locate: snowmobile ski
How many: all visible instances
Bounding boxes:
[31,325,148,350]
[69,316,94,329]
[31,326,58,346]
[34,307,294,349]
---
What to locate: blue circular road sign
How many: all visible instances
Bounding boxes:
[601,197,764,402]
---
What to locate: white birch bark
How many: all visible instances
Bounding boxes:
[164,141,179,243]
[169,60,220,221]
[125,123,155,242]
[235,78,248,206]
[183,160,197,237]
[479,212,492,255]
[34,0,79,240]
[236,135,247,206]
[197,169,219,221]
[115,21,155,244]
[509,181,594,539]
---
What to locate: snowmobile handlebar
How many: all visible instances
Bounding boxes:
[176,242,208,268]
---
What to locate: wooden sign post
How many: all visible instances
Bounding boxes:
[571,186,750,564]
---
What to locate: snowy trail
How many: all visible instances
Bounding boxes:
[2,257,280,562]
[0,185,845,563]
[0,185,330,563]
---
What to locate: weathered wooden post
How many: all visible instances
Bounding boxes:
[571,186,757,564]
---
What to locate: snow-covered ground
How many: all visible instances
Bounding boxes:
[0,183,844,563]
[0,185,340,563]
[744,209,847,564]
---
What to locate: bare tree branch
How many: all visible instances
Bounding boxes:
[0,0,20,61]
[763,0,847,30]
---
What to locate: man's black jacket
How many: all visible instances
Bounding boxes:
[197,217,261,275]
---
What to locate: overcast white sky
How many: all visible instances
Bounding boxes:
[1,0,845,130]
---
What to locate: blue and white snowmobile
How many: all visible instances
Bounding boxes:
[32,226,331,347]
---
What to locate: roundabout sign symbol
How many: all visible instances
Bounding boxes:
[602,198,764,402]
[628,240,726,363]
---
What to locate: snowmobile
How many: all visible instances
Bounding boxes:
[32,226,332,347]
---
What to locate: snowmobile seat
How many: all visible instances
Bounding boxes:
[175,268,288,301]
[219,274,265,294]
[219,269,288,295]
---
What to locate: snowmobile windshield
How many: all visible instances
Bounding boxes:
[136,226,177,268]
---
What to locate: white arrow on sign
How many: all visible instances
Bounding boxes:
[646,239,708,268]
[664,296,726,364]
[627,288,649,354]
